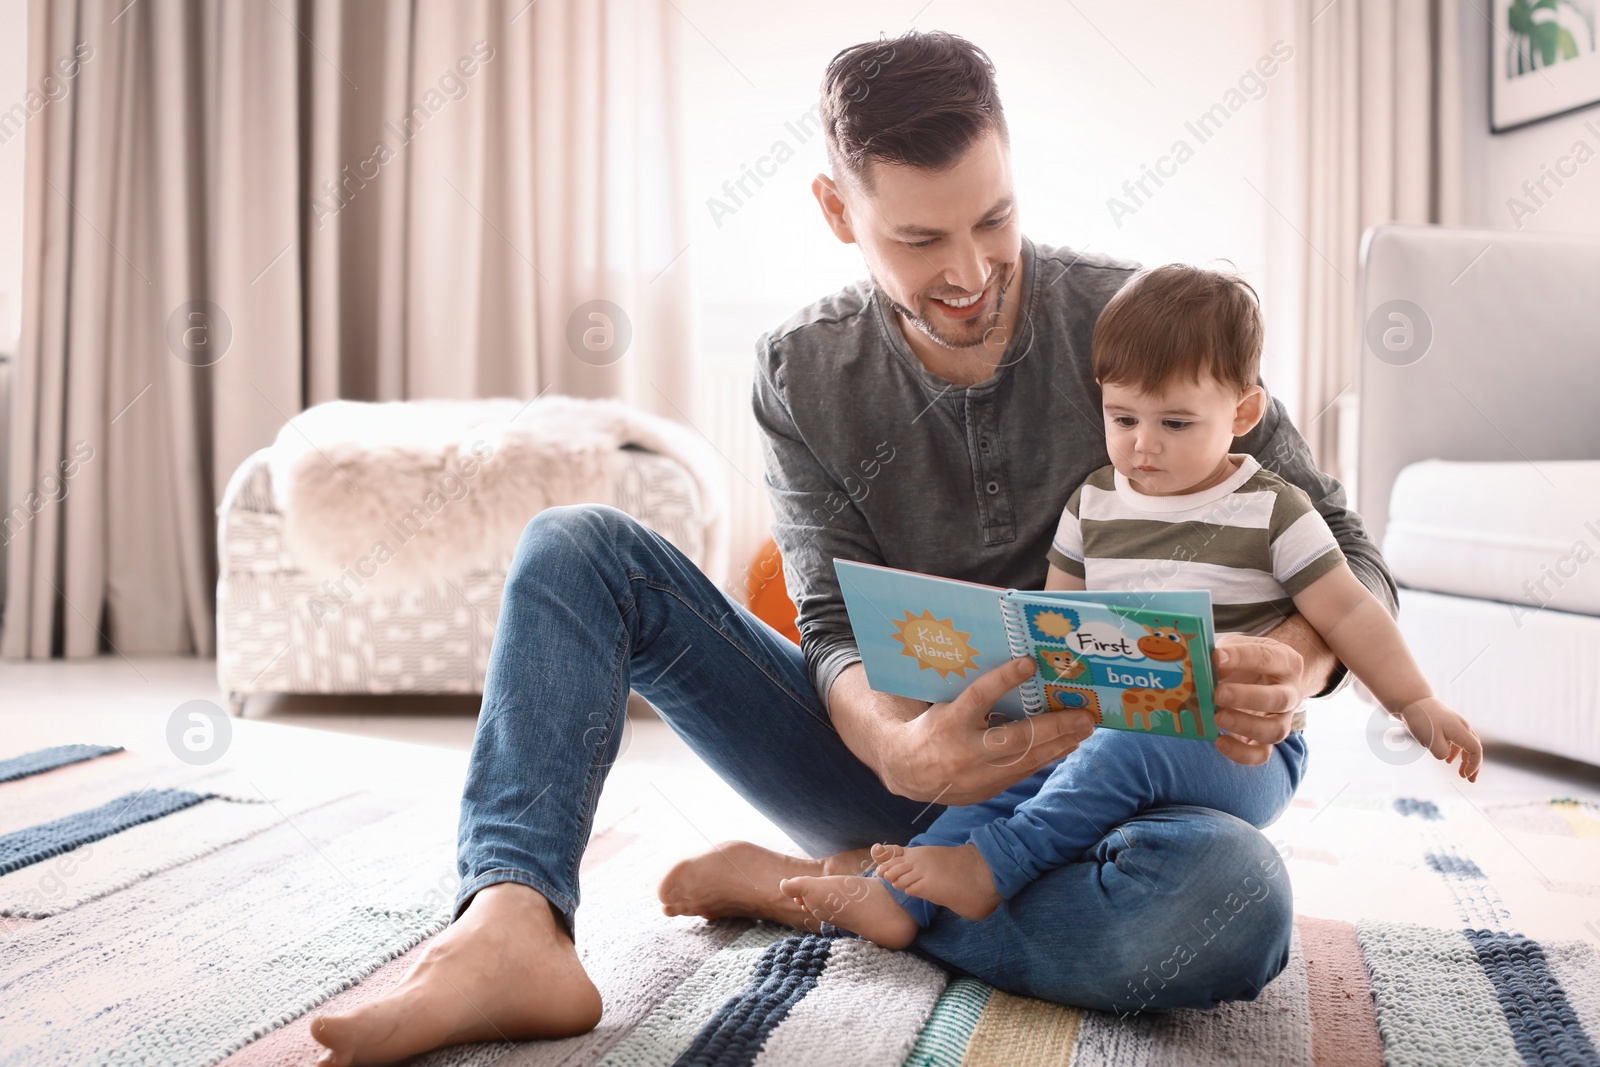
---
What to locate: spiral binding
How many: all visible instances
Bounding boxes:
[999,590,1045,715]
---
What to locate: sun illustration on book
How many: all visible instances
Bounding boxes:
[891,609,982,679]
[1032,609,1079,641]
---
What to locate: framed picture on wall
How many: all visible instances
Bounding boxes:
[1491,0,1600,132]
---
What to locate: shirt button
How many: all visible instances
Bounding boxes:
[986,480,999,495]
[979,438,990,452]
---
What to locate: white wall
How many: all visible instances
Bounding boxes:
[1460,4,1600,235]
[676,0,1287,596]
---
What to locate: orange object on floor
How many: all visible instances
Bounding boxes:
[746,536,801,645]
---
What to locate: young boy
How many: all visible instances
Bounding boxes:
[780,263,1483,950]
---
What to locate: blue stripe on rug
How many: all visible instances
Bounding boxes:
[1394,797,1442,820]
[1464,928,1599,1066]
[673,934,833,1067]
[1425,851,1487,880]
[0,744,123,784]
[0,788,211,875]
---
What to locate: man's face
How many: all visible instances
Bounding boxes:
[818,127,1022,351]
[1100,376,1260,496]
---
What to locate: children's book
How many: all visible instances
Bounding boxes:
[834,559,1220,741]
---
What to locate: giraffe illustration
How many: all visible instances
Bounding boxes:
[1120,623,1202,734]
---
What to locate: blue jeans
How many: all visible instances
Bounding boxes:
[888,728,1307,928]
[454,505,1295,1014]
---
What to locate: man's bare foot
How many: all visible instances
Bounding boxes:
[657,841,872,930]
[309,883,602,1066]
[873,841,1002,921]
[778,873,919,949]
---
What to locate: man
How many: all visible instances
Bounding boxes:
[311,30,1396,1066]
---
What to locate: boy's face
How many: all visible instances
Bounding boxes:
[1099,376,1266,496]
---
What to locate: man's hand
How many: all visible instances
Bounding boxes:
[1211,617,1331,766]
[830,658,1095,806]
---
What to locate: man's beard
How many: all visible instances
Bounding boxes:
[880,261,1016,351]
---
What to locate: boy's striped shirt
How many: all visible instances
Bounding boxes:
[1047,454,1345,730]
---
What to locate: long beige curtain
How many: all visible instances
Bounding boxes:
[4,0,693,659]
[1281,0,1463,485]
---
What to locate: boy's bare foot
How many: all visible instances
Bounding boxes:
[657,841,872,930]
[309,882,602,1066]
[777,873,919,950]
[873,841,1002,921]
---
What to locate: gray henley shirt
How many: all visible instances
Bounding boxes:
[750,234,1398,710]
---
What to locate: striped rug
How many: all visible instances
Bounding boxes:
[2,741,1597,1065]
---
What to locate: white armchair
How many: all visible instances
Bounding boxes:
[1356,224,1600,766]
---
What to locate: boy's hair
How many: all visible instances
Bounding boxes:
[1091,264,1264,396]
[820,31,1008,196]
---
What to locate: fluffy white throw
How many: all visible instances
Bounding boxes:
[267,396,730,590]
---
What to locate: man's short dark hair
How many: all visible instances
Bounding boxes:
[820,31,1009,195]
[1092,264,1264,396]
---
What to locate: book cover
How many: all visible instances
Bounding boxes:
[834,559,1219,740]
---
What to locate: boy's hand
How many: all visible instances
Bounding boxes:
[1397,697,1483,782]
